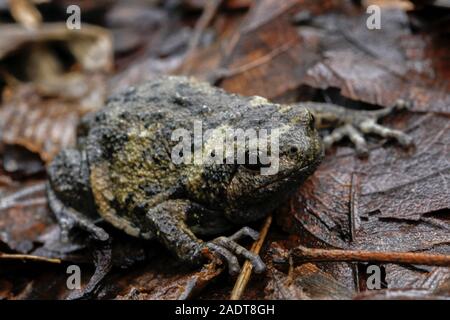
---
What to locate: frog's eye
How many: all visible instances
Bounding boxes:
[289,146,299,154]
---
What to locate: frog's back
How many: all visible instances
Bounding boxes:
[83,76,263,238]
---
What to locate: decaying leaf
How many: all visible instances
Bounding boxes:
[0,23,112,75]
[0,180,52,253]
[0,23,112,162]
[0,0,449,300]
[0,77,106,163]
[354,266,450,300]
[385,265,450,292]
[1,145,45,177]
[264,263,354,300]
[277,111,449,296]
[301,7,450,114]
[282,112,449,243]
[113,260,223,300]
[213,0,339,100]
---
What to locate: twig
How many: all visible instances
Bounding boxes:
[183,0,223,74]
[0,252,61,264]
[230,215,272,300]
[0,183,46,210]
[291,246,450,267]
[208,40,295,84]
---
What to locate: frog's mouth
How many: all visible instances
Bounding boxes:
[255,164,313,191]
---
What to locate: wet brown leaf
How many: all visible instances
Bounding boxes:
[385,265,450,291]
[264,263,354,300]
[0,23,112,74]
[0,23,111,162]
[277,112,449,296]
[355,265,450,299]
[182,0,252,10]
[216,0,340,100]
[281,113,449,247]
[2,145,45,177]
[0,180,52,253]
[1,0,449,301]
[0,176,222,300]
[0,78,106,163]
[302,8,450,113]
[100,256,223,300]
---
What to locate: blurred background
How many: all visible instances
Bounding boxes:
[0,0,449,300]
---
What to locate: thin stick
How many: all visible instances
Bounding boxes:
[183,0,223,74]
[208,40,295,84]
[0,252,61,264]
[230,215,272,300]
[291,246,450,267]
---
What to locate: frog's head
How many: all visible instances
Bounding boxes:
[47,149,96,214]
[225,106,323,222]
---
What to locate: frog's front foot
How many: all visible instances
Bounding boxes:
[206,227,266,275]
[316,100,413,157]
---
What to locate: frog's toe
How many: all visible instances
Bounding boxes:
[323,125,349,148]
[58,206,109,242]
[393,99,411,111]
[343,124,370,156]
[229,226,259,241]
[205,227,265,275]
[323,124,369,157]
[206,242,240,275]
[359,120,413,148]
[212,236,266,274]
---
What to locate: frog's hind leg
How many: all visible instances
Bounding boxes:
[46,183,109,242]
[146,199,265,275]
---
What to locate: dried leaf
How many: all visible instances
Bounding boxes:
[264,263,354,300]
[216,0,339,99]
[0,180,52,253]
[302,8,450,113]
[0,23,112,73]
[0,78,105,163]
[110,259,223,300]
[281,113,449,248]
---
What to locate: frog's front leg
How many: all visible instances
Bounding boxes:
[303,100,413,156]
[46,183,109,242]
[146,199,265,274]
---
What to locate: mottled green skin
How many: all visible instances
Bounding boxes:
[48,76,323,265]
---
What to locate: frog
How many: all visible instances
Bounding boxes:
[46,76,412,278]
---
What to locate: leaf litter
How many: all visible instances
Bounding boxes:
[0,0,449,299]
